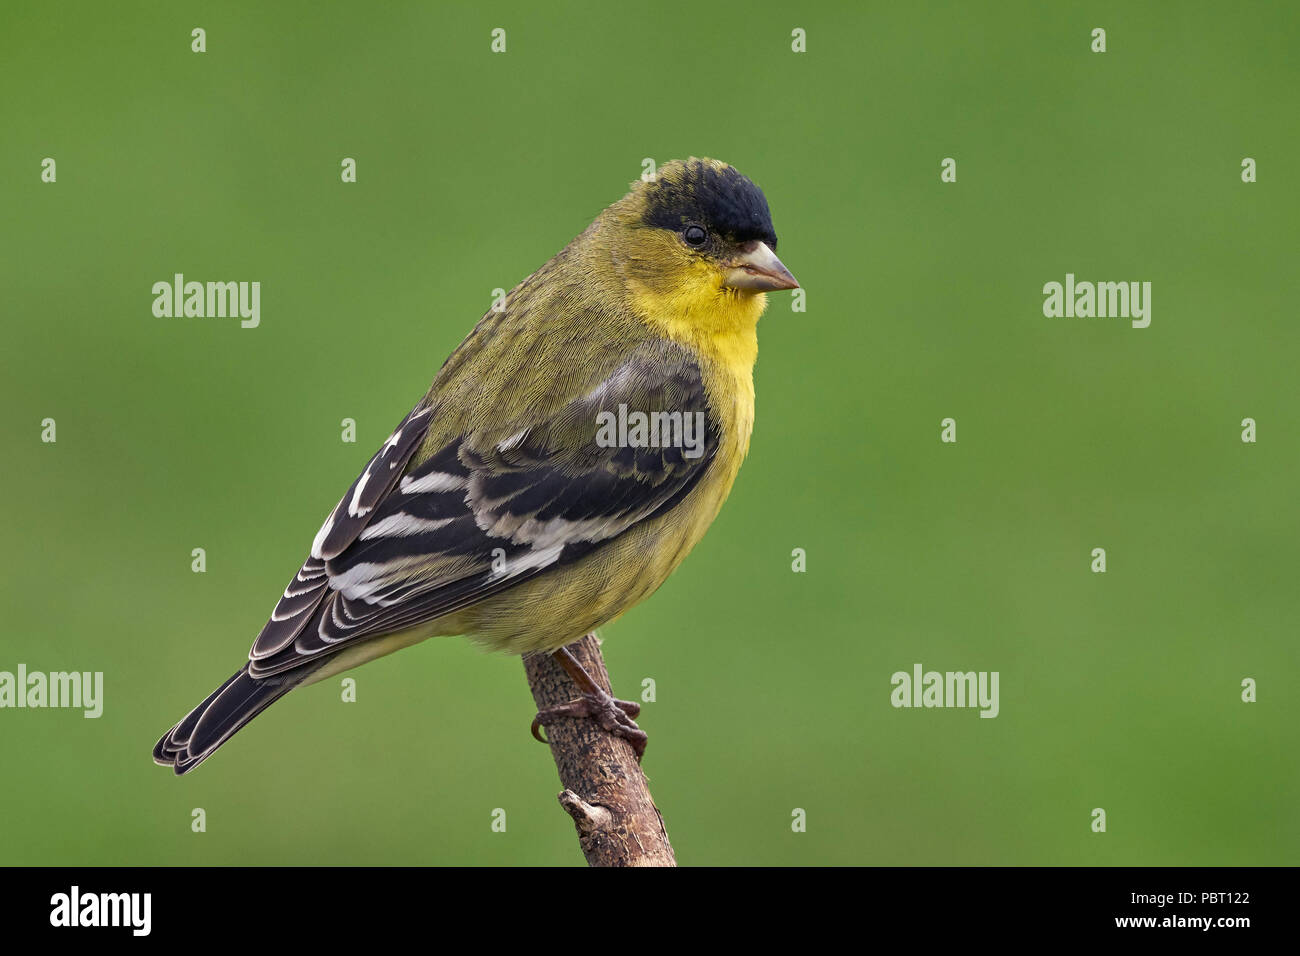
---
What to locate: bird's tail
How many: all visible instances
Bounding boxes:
[152,663,313,775]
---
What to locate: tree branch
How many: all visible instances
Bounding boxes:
[523,634,676,866]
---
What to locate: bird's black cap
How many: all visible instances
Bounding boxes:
[641,159,778,251]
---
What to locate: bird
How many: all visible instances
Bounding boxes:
[153,157,798,774]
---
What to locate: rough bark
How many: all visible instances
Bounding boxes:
[523,634,676,866]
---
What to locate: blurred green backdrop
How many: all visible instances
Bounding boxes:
[1,0,1296,866]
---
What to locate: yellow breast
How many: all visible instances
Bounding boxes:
[446,275,766,655]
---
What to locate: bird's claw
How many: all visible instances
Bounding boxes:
[531,691,647,760]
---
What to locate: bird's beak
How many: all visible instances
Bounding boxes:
[723,241,799,292]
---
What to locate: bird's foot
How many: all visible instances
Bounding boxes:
[532,690,647,760]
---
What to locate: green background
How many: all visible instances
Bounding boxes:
[1,0,1296,866]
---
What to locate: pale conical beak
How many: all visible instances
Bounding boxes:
[724,241,799,292]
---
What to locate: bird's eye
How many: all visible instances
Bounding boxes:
[682,224,708,247]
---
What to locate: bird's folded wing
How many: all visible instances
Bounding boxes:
[247,347,719,677]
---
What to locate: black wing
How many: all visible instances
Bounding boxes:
[247,345,720,677]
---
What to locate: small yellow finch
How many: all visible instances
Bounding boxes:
[153,158,797,773]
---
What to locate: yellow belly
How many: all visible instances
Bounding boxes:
[457,436,746,654]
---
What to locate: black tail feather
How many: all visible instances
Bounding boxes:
[153,663,311,775]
